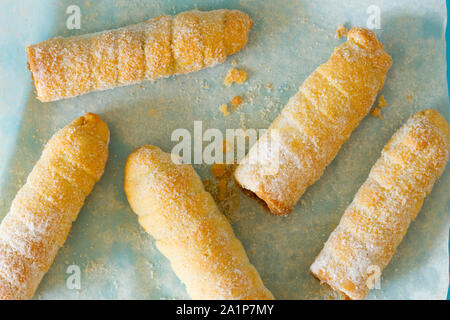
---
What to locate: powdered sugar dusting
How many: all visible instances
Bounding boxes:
[27,9,252,102]
[235,28,392,215]
[124,145,273,299]
[310,110,450,299]
[0,113,109,299]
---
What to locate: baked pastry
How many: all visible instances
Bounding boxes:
[234,27,392,215]
[26,9,252,102]
[124,145,274,300]
[0,113,109,299]
[310,109,450,299]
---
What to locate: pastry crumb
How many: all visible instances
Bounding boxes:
[377,95,387,109]
[211,163,227,179]
[231,96,243,106]
[224,68,247,86]
[371,95,387,118]
[231,60,237,65]
[219,104,230,116]
[335,24,348,39]
[371,107,382,118]
[148,109,158,117]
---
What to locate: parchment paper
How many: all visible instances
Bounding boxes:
[0,0,448,299]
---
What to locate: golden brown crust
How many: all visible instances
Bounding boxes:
[234,27,392,216]
[27,9,252,102]
[124,145,273,300]
[0,113,109,300]
[348,27,381,50]
[143,16,174,79]
[310,109,450,300]
[224,10,253,55]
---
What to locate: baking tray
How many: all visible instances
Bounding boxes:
[0,0,448,299]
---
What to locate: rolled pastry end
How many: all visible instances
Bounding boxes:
[234,177,293,216]
[347,27,392,70]
[347,27,382,50]
[310,266,359,300]
[26,42,55,102]
[73,112,110,146]
[224,10,253,56]
[233,161,295,216]
[417,109,450,141]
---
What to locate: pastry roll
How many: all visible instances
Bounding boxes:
[26,9,252,102]
[124,145,273,300]
[234,27,392,215]
[310,109,450,300]
[0,113,109,299]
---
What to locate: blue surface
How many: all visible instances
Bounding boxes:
[0,0,449,299]
[447,0,450,301]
